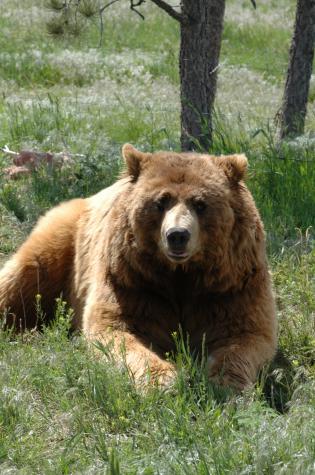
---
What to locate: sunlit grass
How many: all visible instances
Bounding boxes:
[222,22,291,81]
[0,258,314,474]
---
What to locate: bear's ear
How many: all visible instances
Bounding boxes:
[215,154,248,182]
[122,144,149,181]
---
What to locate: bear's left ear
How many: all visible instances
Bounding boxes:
[215,154,248,182]
[122,144,150,181]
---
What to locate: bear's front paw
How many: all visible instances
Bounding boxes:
[207,352,253,391]
[147,360,176,388]
[131,359,176,389]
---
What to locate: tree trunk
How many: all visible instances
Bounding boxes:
[279,0,315,140]
[180,0,226,151]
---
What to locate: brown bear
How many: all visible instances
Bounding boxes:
[0,144,277,389]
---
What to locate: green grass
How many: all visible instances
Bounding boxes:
[0,0,315,473]
[209,115,315,250]
[222,22,292,81]
[0,253,314,474]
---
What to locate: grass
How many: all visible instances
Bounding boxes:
[222,22,291,82]
[0,0,315,473]
[0,257,315,474]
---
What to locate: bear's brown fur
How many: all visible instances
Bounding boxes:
[0,145,277,389]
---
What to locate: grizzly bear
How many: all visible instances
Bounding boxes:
[0,145,277,389]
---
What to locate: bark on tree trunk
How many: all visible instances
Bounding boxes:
[180,0,226,151]
[279,0,315,139]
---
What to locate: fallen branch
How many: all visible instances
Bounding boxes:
[1,145,19,156]
[1,146,84,180]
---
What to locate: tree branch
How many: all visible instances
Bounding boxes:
[130,0,146,19]
[99,0,121,46]
[149,0,187,24]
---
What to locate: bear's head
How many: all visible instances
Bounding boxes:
[110,144,264,291]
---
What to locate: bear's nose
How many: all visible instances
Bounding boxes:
[166,227,190,251]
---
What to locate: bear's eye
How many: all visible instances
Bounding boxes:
[193,200,207,214]
[155,194,171,212]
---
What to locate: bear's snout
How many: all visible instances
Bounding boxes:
[160,202,200,264]
[166,227,191,254]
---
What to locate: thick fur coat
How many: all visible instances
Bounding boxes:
[0,145,277,389]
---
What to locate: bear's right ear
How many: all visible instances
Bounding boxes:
[215,154,248,183]
[122,144,149,181]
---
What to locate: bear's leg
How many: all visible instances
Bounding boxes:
[109,330,175,386]
[207,334,276,390]
[88,328,175,386]
[0,199,85,330]
[82,288,176,386]
[82,298,175,386]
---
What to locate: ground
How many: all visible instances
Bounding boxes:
[0,0,314,473]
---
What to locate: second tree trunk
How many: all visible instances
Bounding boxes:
[279,0,315,139]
